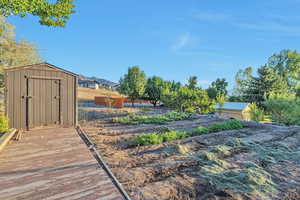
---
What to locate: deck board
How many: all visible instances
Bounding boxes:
[0,128,124,200]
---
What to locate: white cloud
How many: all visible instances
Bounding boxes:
[171,33,192,52]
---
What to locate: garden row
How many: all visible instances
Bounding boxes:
[132,119,245,146]
[112,111,193,125]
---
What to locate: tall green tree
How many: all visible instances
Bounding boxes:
[0,0,75,27]
[234,67,253,98]
[118,66,147,106]
[144,76,164,107]
[267,49,300,91]
[187,76,198,89]
[211,78,228,96]
[243,65,289,104]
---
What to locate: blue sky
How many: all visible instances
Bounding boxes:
[8,0,300,89]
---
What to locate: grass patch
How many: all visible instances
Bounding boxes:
[112,111,193,125]
[191,120,245,136]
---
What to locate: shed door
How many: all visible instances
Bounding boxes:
[26,78,61,129]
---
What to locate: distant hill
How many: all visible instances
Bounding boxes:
[78,75,118,88]
[78,88,122,101]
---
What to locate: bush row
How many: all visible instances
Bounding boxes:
[191,120,245,136]
[133,120,245,146]
[112,111,193,125]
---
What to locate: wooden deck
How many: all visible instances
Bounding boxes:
[0,128,125,200]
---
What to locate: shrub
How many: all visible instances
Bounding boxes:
[264,98,300,125]
[0,116,9,133]
[133,131,188,146]
[192,120,244,136]
[193,126,210,135]
[161,86,215,113]
[248,103,265,122]
[133,133,163,145]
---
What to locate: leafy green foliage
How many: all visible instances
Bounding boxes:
[162,86,215,113]
[192,120,245,136]
[0,16,42,94]
[216,93,226,111]
[0,115,9,133]
[234,50,300,104]
[187,76,198,89]
[211,78,228,96]
[0,0,75,27]
[144,76,164,106]
[118,66,147,106]
[248,103,265,122]
[132,120,245,146]
[264,97,300,125]
[112,111,193,125]
[206,87,218,100]
[133,131,188,146]
[0,17,42,67]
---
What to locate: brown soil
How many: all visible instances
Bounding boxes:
[82,108,300,200]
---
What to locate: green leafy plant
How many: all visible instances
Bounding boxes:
[264,98,300,125]
[248,103,265,122]
[133,130,188,146]
[132,120,245,146]
[0,115,9,133]
[192,120,245,136]
[161,86,215,113]
[112,111,193,125]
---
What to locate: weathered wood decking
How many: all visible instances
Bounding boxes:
[0,128,125,200]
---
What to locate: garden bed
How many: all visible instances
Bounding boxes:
[82,108,300,200]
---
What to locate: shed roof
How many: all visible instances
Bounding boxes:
[3,62,78,77]
[216,102,250,111]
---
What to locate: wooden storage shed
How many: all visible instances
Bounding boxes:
[4,62,78,130]
[215,102,251,121]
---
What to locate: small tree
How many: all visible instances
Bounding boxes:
[164,86,214,113]
[211,78,228,96]
[118,66,147,106]
[144,76,164,107]
[187,76,198,89]
[206,87,218,100]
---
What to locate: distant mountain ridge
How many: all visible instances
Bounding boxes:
[78,75,118,87]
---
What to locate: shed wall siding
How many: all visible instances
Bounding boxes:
[5,63,77,129]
